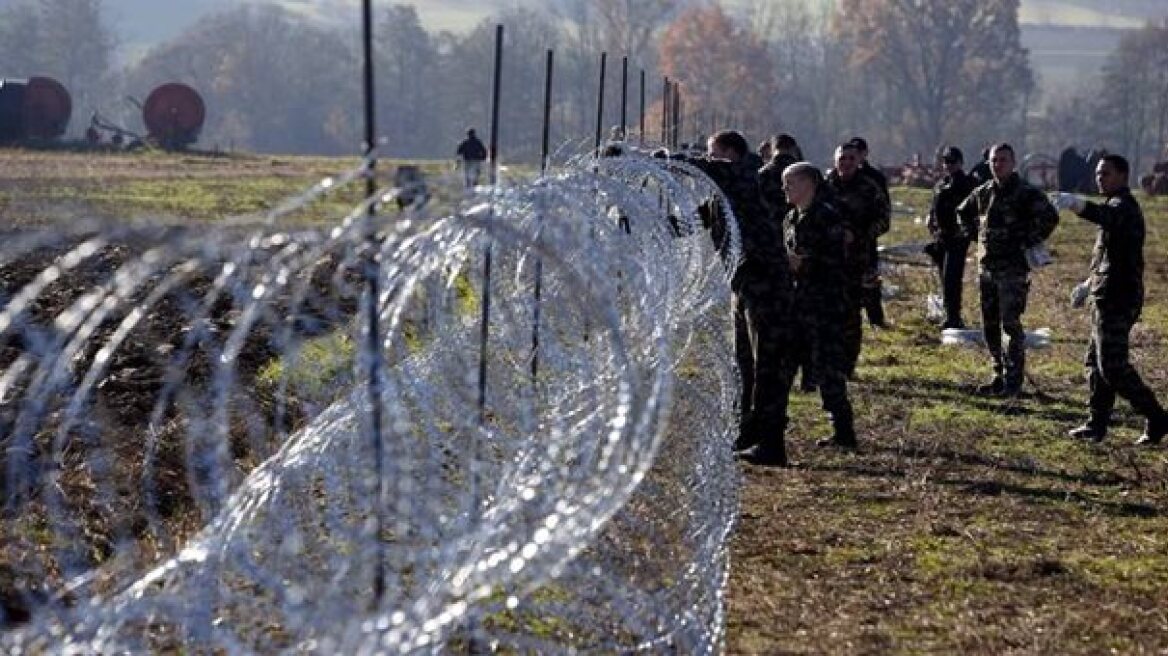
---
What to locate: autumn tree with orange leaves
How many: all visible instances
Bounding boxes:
[658,5,777,143]
[832,0,1034,155]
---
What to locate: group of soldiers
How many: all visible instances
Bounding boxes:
[667,131,1168,467]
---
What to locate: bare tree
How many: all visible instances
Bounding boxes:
[832,0,1034,156]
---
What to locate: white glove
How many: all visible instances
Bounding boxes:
[1052,192,1086,213]
[1070,279,1090,308]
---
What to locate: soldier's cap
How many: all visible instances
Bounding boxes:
[940,146,963,163]
[847,137,868,152]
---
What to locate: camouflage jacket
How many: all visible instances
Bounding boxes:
[957,172,1059,274]
[1078,186,1145,311]
[784,191,848,313]
[825,170,891,244]
[682,155,790,290]
[859,162,889,199]
[758,153,799,224]
[928,170,976,242]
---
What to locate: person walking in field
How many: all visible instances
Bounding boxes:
[781,161,857,450]
[1055,154,1168,446]
[926,146,977,330]
[957,143,1060,397]
[848,136,891,329]
[825,142,891,378]
[664,130,794,466]
[456,128,487,188]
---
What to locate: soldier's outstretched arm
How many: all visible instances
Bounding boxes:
[1077,196,1136,231]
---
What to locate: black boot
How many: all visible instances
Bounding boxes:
[816,406,857,450]
[1136,412,1168,446]
[976,374,1005,396]
[737,441,789,467]
[1067,421,1107,442]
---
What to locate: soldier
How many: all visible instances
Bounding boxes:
[926,146,977,329]
[826,143,891,377]
[1055,154,1168,446]
[456,128,488,188]
[758,133,803,224]
[760,134,814,391]
[781,161,857,449]
[674,131,794,466]
[849,136,892,328]
[969,146,992,186]
[957,143,1060,396]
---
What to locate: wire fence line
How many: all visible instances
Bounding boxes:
[0,147,745,653]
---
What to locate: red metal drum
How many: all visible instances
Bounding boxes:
[23,76,72,139]
[143,82,205,149]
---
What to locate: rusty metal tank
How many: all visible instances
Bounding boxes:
[0,76,72,142]
[142,82,205,150]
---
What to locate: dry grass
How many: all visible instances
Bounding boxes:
[3,151,1168,652]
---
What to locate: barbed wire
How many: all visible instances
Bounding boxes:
[0,148,741,653]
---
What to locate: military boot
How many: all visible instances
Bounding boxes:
[1067,421,1107,443]
[816,406,858,450]
[976,372,1005,396]
[737,440,789,467]
[1136,412,1168,447]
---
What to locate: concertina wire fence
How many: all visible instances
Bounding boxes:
[0,147,748,654]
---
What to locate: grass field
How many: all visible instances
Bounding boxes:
[729,187,1168,654]
[2,150,1167,653]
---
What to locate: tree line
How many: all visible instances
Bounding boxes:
[1,0,1166,171]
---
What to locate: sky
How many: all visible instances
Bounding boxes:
[104,0,1164,46]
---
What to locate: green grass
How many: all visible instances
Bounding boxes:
[729,184,1168,655]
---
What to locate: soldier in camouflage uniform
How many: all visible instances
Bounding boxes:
[676,130,794,466]
[782,162,857,449]
[957,143,1060,396]
[849,136,891,328]
[826,143,891,377]
[758,134,803,224]
[759,134,813,390]
[1057,154,1168,446]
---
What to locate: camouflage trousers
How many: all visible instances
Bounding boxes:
[843,277,864,377]
[978,270,1029,386]
[783,298,853,431]
[862,240,886,327]
[733,278,793,451]
[1085,304,1165,422]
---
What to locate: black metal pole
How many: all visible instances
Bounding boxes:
[479,23,503,419]
[360,0,386,607]
[639,69,645,146]
[533,48,553,383]
[672,83,681,149]
[661,76,669,145]
[620,56,628,141]
[594,52,607,153]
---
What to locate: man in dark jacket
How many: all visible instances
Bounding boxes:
[678,131,794,465]
[826,143,891,377]
[926,146,977,329]
[957,143,1060,396]
[456,128,488,188]
[1056,154,1168,446]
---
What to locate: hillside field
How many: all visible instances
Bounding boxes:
[2,149,1167,654]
